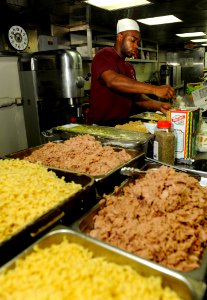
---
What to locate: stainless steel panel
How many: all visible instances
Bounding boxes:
[18,50,85,147]
[31,49,84,99]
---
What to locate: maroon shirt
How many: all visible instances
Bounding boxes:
[87,47,136,125]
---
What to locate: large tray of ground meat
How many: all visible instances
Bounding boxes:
[71,164,207,282]
[0,226,205,300]
[6,134,145,197]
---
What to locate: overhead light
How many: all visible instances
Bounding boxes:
[85,0,151,11]
[191,38,207,42]
[137,15,182,25]
[202,44,207,46]
[176,32,206,38]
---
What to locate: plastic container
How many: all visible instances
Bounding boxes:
[196,121,207,152]
[153,120,175,165]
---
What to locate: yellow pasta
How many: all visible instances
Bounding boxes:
[115,121,149,133]
[0,159,82,244]
[0,238,183,300]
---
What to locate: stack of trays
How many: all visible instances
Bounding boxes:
[0,227,205,299]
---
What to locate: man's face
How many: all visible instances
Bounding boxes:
[120,30,140,59]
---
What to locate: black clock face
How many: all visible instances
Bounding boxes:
[8,25,28,51]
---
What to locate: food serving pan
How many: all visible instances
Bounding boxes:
[0,168,96,267]
[71,158,207,283]
[6,143,146,197]
[92,149,145,197]
[130,111,166,122]
[50,123,153,152]
[0,226,205,300]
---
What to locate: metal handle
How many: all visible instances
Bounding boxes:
[41,129,55,138]
[120,167,147,176]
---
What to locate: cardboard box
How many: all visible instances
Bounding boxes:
[167,107,200,158]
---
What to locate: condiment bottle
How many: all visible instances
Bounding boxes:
[153,120,175,165]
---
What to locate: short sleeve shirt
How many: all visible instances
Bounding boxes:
[88,47,136,125]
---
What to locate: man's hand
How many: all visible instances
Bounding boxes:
[159,102,173,114]
[135,94,173,114]
[154,85,176,100]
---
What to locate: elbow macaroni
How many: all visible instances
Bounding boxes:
[0,159,82,244]
[0,238,182,300]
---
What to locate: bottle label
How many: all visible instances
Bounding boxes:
[153,141,159,160]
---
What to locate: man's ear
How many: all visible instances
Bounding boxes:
[117,33,123,41]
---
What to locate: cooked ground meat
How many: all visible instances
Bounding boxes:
[24,134,132,176]
[89,166,207,272]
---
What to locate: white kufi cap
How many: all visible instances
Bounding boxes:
[117,18,140,33]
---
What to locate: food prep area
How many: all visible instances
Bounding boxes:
[1,128,207,299]
[1,1,207,298]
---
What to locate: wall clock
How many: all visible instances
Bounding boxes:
[8,25,28,51]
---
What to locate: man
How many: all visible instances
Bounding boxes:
[87,18,175,126]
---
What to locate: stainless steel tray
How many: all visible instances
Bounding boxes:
[6,143,146,197]
[130,111,166,122]
[0,167,96,267]
[53,124,153,142]
[50,124,153,153]
[71,160,207,283]
[0,227,205,300]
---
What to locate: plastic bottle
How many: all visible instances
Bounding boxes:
[153,120,175,165]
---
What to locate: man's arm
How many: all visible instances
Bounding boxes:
[135,94,173,114]
[101,69,175,100]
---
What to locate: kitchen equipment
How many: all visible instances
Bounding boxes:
[160,64,172,85]
[18,49,85,147]
[160,64,182,87]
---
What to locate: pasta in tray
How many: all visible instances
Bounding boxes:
[115,121,149,133]
[0,159,82,244]
[0,238,182,300]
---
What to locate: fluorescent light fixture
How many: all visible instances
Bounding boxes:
[137,15,182,25]
[176,32,206,38]
[85,0,151,11]
[202,44,207,46]
[191,38,207,42]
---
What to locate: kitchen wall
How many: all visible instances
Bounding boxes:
[0,56,28,156]
[134,62,158,82]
